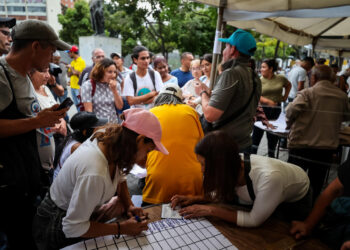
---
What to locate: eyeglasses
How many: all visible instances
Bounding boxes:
[93,55,105,59]
[191,67,201,71]
[201,64,211,68]
[139,56,150,60]
[0,30,11,37]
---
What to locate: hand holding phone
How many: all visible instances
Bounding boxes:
[55,97,73,111]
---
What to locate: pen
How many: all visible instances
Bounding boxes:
[135,215,141,222]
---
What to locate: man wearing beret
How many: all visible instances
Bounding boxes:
[195,29,262,153]
[0,20,70,249]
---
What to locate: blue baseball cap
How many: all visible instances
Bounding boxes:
[219,29,256,56]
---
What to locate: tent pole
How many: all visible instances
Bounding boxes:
[209,0,227,90]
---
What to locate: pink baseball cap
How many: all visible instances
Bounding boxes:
[122,108,169,155]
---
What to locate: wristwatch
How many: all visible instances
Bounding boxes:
[200,90,209,97]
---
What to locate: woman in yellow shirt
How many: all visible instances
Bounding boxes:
[142,83,204,206]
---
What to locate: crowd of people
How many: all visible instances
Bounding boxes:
[0,17,350,250]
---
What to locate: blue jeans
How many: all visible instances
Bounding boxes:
[58,89,68,104]
[33,193,82,250]
[70,88,80,110]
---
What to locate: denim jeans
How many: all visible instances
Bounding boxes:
[58,89,68,104]
[70,88,80,110]
[33,193,81,250]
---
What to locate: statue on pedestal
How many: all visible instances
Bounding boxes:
[89,0,105,35]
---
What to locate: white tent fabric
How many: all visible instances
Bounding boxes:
[193,0,350,12]
[194,0,350,57]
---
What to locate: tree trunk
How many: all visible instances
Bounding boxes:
[274,40,280,59]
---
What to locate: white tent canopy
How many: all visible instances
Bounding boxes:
[194,0,350,12]
[194,0,350,57]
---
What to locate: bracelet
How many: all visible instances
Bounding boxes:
[116,221,121,239]
[200,90,209,97]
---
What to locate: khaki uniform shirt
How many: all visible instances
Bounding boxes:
[286,80,350,149]
[209,58,262,150]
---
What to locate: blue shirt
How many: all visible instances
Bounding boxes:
[170,68,193,87]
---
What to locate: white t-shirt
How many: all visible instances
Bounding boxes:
[122,70,162,110]
[199,75,210,87]
[235,154,309,227]
[288,65,307,99]
[34,85,57,170]
[50,138,126,237]
[163,76,178,85]
[120,66,132,79]
[53,139,78,180]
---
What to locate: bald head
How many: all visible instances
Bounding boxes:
[311,65,335,84]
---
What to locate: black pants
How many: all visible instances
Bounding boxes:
[252,106,281,157]
[274,186,313,222]
[0,186,38,250]
[288,148,335,202]
[33,193,81,250]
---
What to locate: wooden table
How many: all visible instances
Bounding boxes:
[144,205,329,250]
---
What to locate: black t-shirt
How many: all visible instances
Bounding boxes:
[338,157,350,196]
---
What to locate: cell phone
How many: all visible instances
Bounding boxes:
[56,97,73,111]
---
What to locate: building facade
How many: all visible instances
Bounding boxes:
[0,0,66,33]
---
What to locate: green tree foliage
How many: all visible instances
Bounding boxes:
[58,0,297,62]
[58,0,93,45]
[104,0,145,54]
[252,32,296,61]
[105,0,218,58]
[173,5,217,56]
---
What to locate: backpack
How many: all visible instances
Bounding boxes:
[129,69,156,96]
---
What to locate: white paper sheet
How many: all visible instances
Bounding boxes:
[161,204,182,219]
[62,218,238,250]
[254,112,289,134]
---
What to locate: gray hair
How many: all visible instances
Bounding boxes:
[311,65,335,82]
[154,93,183,107]
[91,48,104,57]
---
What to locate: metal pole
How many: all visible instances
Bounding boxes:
[209,0,227,90]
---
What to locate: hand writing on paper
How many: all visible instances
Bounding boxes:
[179,205,212,219]
[120,216,149,235]
[266,122,277,130]
[127,205,148,218]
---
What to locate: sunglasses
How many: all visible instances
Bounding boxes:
[0,30,11,37]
